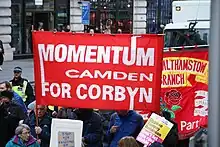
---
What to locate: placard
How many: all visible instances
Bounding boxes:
[50,119,83,147]
[137,113,173,146]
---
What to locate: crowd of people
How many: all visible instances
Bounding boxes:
[0,66,182,147]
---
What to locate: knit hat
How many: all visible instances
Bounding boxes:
[0,90,14,100]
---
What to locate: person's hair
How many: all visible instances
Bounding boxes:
[118,136,139,147]
[57,108,68,119]
[15,124,30,135]
[0,81,12,89]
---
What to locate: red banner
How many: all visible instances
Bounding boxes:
[33,32,163,111]
[161,49,208,139]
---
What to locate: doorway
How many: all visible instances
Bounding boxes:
[34,12,50,31]
[25,12,54,53]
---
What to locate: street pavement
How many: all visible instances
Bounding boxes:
[0,59,34,82]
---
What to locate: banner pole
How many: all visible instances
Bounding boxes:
[35,106,39,140]
[208,0,220,146]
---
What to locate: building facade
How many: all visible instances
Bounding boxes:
[1,0,172,60]
[11,0,70,56]
[70,0,133,34]
[0,0,13,61]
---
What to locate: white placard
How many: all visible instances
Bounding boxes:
[35,0,43,5]
[50,119,83,147]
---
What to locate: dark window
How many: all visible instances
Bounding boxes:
[88,0,133,33]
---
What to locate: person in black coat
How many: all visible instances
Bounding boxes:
[74,109,103,147]
[0,39,4,70]
[0,90,27,147]
[162,111,179,147]
[0,99,10,147]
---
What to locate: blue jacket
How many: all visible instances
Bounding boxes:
[6,135,40,147]
[12,92,27,114]
[108,111,144,147]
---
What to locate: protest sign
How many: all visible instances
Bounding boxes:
[32,32,163,111]
[136,113,173,146]
[50,119,83,147]
[161,49,208,139]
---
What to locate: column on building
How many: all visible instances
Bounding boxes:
[0,0,13,61]
[70,0,84,32]
[133,0,147,34]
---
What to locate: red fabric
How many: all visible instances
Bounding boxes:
[161,49,208,139]
[32,32,163,111]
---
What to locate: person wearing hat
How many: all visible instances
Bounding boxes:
[10,66,35,106]
[0,90,27,146]
[0,81,27,114]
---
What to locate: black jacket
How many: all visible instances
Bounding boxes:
[25,113,52,147]
[0,104,10,147]
[0,40,4,54]
[5,102,27,139]
[10,77,35,106]
[75,110,103,147]
[0,102,27,147]
[163,120,179,147]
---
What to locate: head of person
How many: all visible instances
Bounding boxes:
[13,67,22,80]
[75,108,93,120]
[35,105,47,118]
[57,108,68,119]
[116,110,129,117]
[0,81,12,92]
[118,136,139,147]
[161,111,171,121]
[15,124,31,142]
[0,90,13,104]
[66,25,71,32]
[117,29,122,34]
[104,29,111,34]
[89,29,94,34]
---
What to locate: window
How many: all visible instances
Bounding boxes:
[164,29,209,47]
[89,0,133,33]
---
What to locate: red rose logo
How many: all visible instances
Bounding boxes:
[164,89,182,106]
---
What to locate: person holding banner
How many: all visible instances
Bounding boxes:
[107,110,144,147]
[25,105,52,147]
